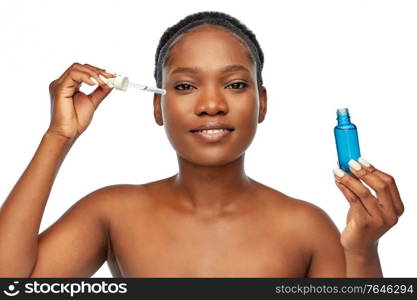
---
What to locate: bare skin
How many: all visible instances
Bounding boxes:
[94,177,346,277]
[0,25,403,278]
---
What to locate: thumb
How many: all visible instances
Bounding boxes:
[88,84,113,109]
[335,181,370,226]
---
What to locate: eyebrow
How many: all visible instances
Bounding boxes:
[169,64,250,76]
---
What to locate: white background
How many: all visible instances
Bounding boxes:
[1,0,416,277]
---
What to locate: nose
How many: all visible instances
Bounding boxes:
[194,87,229,116]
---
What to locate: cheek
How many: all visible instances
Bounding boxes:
[162,97,187,126]
[233,96,259,133]
[224,95,259,156]
[161,97,190,145]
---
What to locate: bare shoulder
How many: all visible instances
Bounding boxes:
[252,180,341,248]
[253,180,335,225]
[252,180,345,276]
[286,197,339,234]
[84,184,149,203]
[82,183,153,214]
[84,177,174,220]
[30,183,157,277]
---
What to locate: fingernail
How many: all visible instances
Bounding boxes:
[358,157,370,167]
[99,74,108,83]
[348,159,362,171]
[104,70,117,76]
[333,167,345,177]
[99,74,113,88]
[90,77,98,85]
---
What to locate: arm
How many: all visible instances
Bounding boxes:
[0,63,114,277]
[344,248,382,277]
[0,133,73,277]
[304,203,383,278]
[29,189,109,277]
[300,204,346,277]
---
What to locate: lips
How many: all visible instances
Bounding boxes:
[189,123,235,143]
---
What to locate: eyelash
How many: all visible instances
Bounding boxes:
[174,82,248,91]
[174,83,195,90]
[226,82,248,89]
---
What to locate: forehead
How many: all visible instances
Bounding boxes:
[164,25,254,72]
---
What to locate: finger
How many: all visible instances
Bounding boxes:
[359,158,404,216]
[377,170,404,216]
[347,158,398,222]
[58,70,98,99]
[334,179,360,204]
[334,180,370,216]
[55,62,83,86]
[98,74,116,89]
[83,64,115,81]
[88,85,113,109]
[54,63,104,89]
[83,64,115,77]
[345,195,371,229]
[333,167,382,219]
[71,64,107,86]
[98,72,116,80]
[83,63,105,73]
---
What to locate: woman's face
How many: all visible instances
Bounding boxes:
[154,25,267,166]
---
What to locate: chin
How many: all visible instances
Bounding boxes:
[178,149,245,167]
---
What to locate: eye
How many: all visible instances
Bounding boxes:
[174,83,195,90]
[226,82,248,89]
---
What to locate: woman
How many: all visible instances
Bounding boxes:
[0,11,404,277]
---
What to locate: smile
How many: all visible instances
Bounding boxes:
[190,128,234,143]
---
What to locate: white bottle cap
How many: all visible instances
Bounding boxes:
[101,75,129,91]
[111,75,129,91]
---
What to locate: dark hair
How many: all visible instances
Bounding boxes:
[154,11,264,88]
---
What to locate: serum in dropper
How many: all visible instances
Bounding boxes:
[334,108,361,174]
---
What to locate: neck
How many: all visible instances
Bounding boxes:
[172,154,252,215]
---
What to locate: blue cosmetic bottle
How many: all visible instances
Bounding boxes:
[334,108,361,174]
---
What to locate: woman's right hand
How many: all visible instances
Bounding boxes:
[47,63,115,141]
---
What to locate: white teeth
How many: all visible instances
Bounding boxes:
[199,129,227,134]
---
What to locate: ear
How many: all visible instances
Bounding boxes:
[258,86,267,123]
[153,93,164,126]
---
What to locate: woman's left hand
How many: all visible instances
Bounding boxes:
[333,158,404,255]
